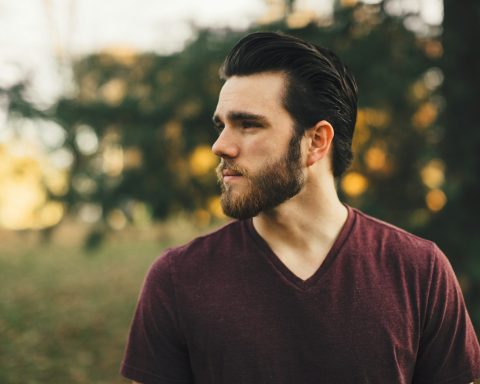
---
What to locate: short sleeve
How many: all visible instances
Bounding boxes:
[120,251,193,384]
[413,244,480,384]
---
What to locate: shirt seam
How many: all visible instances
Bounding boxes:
[352,207,436,245]
[421,242,437,334]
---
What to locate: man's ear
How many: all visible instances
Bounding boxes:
[306,120,334,167]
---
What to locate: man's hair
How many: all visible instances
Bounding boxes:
[219,31,358,178]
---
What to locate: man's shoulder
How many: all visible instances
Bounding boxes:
[150,219,246,276]
[350,207,439,267]
[170,219,245,256]
[352,207,435,248]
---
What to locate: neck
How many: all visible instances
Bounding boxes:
[252,172,348,256]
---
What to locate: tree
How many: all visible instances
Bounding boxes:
[55,32,247,233]
[427,0,480,327]
[55,5,435,235]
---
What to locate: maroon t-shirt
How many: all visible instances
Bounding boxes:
[121,206,480,383]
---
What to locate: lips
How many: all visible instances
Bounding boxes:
[223,169,242,177]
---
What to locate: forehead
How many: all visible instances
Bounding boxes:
[214,72,288,119]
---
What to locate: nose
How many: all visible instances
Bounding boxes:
[212,128,239,158]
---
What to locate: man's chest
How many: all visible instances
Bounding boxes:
[177,271,420,384]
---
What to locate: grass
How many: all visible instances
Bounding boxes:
[0,237,183,384]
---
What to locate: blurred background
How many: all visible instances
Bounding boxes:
[0,0,478,382]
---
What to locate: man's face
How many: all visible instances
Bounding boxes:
[212,72,305,219]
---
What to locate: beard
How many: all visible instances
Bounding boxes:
[216,132,304,220]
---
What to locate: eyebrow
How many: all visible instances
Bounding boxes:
[212,111,269,125]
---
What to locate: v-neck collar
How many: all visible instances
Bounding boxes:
[245,205,356,292]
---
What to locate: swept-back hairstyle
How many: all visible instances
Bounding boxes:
[220,31,358,178]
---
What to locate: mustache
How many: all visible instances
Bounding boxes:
[216,160,248,176]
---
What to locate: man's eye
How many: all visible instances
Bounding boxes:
[241,121,261,129]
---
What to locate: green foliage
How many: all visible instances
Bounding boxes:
[0,82,48,120]
[56,5,437,227]
[55,31,246,222]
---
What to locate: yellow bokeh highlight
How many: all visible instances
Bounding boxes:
[107,209,127,230]
[189,146,217,176]
[357,108,391,129]
[102,144,124,176]
[39,202,65,228]
[352,121,370,150]
[287,10,317,29]
[412,102,438,130]
[207,196,225,219]
[341,0,358,7]
[409,81,429,102]
[124,147,143,170]
[257,0,286,25]
[131,201,152,227]
[426,189,447,212]
[101,46,138,66]
[354,108,391,152]
[194,209,211,228]
[177,100,201,119]
[365,146,387,172]
[0,175,46,230]
[164,121,182,143]
[99,78,127,106]
[420,159,445,189]
[341,172,369,197]
[44,167,69,196]
[0,141,66,230]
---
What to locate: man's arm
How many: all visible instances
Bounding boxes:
[413,244,480,383]
[120,251,193,383]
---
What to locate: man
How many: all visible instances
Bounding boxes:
[121,32,480,383]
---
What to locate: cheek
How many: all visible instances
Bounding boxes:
[244,134,290,159]
[240,138,269,160]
